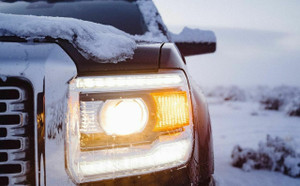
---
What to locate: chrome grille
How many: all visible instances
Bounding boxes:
[0,79,34,185]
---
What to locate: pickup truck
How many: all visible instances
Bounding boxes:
[0,0,216,185]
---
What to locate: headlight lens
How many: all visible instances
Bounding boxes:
[66,70,193,183]
[100,98,148,135]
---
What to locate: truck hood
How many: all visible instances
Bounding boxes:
[58,40,162,76]
[0,37,162,76]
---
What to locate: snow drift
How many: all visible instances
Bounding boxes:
[0,13,136,63]
[231,135,300,177]
[205,86,300,117]
[206,86,246,101]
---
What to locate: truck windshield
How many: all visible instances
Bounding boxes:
[0,0,148,35]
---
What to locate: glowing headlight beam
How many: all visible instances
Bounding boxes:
[73,74,183,91]
[100,98,148,135]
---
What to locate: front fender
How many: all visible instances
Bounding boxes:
[189,80,214,183]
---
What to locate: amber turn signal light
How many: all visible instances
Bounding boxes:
[151,91,190,131]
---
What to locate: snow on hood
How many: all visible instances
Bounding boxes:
[170,27,216,43]
[0,13,136,63]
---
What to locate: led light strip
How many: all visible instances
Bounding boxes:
[79,139,191,178]
[73,73,183,91]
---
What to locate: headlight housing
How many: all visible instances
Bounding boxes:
[66,70,193,183]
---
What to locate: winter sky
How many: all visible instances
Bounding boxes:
[153,0,300,87]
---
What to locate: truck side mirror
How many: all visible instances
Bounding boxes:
[170,27,216,57]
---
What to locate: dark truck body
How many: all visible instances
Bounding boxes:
[0,1,215,185]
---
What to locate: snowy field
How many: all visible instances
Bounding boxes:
[154,0,300,184]
[206,97,300,186]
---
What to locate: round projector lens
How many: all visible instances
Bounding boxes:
[99,98,148,136]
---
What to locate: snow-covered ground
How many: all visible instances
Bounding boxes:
[153,0,300,184]
[207,97,300,186]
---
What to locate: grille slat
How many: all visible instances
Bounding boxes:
[11,175,27,185]
[10,152,26,161]
[0,80,34,185]
[10,128,26,137]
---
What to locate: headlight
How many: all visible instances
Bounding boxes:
[99,98,148,135]
[66,70,193,183]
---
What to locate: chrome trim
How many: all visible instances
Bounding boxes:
[0,42,77,185]
[0,85,31,185]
